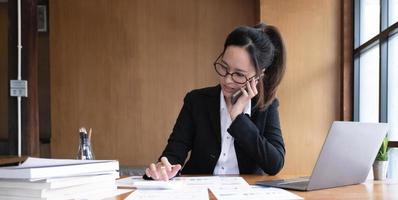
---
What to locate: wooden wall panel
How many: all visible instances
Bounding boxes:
[261,0,341,175]
[342,0,353,121]
[38,34,51,141]
[0,3,8,140]
[50,0,256,166]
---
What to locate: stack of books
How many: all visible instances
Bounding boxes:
[0,157,119,200]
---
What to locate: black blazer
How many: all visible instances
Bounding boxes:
[160,85,285,175]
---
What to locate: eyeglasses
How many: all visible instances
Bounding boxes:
[213,53,257,84]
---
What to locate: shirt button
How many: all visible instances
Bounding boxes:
[223,153,226,156]
[221,166,224,170]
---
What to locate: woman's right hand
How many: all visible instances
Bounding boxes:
[145,157,182,181]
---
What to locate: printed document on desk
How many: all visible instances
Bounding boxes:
[173,176,249,189]
[121,176,250,200]
[117,176,249,189]
[117,176,183,189]
[210,185,303,200]
[125,188,209,200]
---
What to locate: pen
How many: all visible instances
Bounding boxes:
[88,128,92,142]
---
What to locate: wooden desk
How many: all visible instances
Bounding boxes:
[110,175,398,200]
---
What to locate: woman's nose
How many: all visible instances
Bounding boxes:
[224,74,234,83]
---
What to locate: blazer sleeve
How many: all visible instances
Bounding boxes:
[159,92,195,166]
[227,99,285,175]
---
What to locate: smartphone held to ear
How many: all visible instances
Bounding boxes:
[231,69,265,104]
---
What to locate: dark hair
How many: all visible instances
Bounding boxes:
[223,23,286,110]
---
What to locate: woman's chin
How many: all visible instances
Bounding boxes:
[222,90,232,99]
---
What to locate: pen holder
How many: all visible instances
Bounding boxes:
[77,128,95,160]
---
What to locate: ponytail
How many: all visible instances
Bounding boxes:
[261,26,286,109]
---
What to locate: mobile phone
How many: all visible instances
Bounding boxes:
[231,69,265,104]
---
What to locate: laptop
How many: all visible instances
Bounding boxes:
[256,121,389,191]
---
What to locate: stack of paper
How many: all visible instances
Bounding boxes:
[0,157,122,200]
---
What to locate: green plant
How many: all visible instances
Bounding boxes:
[376,137,389,161]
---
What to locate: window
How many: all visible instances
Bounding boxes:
[354,0,398,179]
[389,0,398,26]
[359,0,380,45]
[388,32,398,178]
[359,47,379,122]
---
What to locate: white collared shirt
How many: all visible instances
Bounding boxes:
[213,91,251,175]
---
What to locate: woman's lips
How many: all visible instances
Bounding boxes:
[223,85,236,93]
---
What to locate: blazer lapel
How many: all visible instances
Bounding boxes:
[250,98,258,120]
[207,85,221,145]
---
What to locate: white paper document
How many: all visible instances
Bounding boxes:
[173,176,250,189]
[116,176,184,189]
[121,176,302,200]
[117,176,249,189]
[210,185,303,200]
[121,176,248,200]
[116,176,144,187]
[125,188,209,200]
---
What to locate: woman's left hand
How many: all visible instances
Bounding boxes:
[230,79,258,121]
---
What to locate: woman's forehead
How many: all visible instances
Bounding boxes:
[223,46,254,72]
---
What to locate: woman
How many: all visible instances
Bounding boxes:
[145,23,286,181]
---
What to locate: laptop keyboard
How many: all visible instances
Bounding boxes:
[279,180,310,187]
[256,177,310,190]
